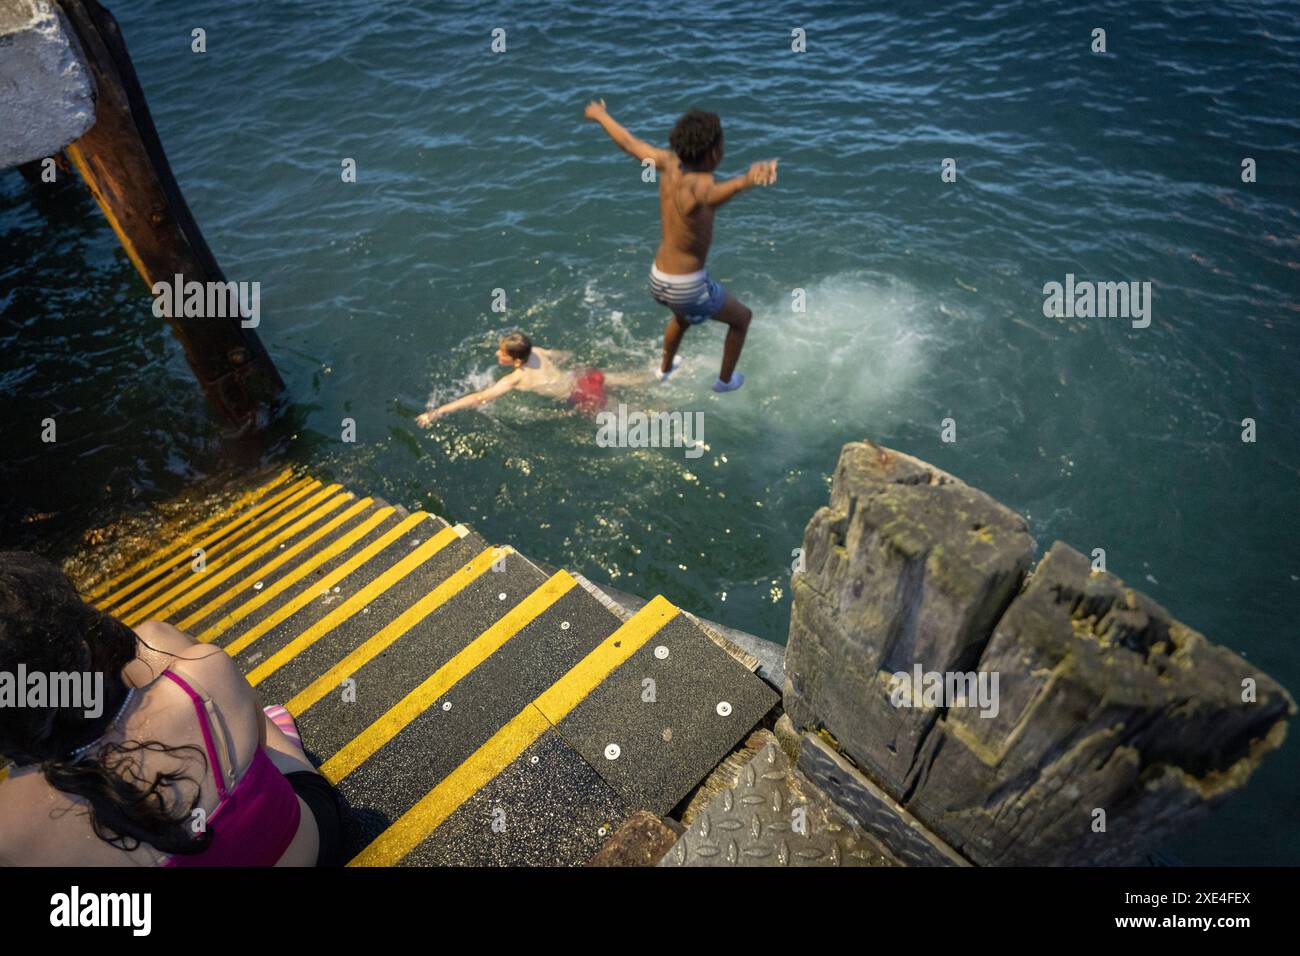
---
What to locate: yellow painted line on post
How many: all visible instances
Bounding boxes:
[287,545,513,718]
[102,476,318,616]
[347,595,679,867]
[67,141,154,288]
[84,469,294,603]
[122,486,350,627]
[321,569,576,784]
[120,482,335,626]
[209,510,422,651]
[177,497,374,633]
[244,524,461,684]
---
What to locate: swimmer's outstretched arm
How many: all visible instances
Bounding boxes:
[416,371,521,427]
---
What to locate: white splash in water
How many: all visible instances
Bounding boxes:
[700,273,940,453]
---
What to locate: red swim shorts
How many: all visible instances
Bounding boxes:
[568,368,607,414]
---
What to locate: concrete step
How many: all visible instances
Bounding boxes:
[90,470,310,615]
[165,498,398,637]
[73,469,779,866]
[119,483,362,628]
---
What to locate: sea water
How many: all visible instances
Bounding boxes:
[1,0,1297,864]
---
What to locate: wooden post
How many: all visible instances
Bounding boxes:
[56,0,284,429]
[785,440,1295,865]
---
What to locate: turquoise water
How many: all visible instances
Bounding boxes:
[2,1,1297,864]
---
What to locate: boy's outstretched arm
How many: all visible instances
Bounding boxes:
[584,98,671,168]
[416,371,521,426]
[705,159,779,207]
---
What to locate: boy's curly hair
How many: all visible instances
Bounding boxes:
[670,109,723,164]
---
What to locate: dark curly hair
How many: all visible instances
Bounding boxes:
[669,109,723,165]
[0,551,210,856]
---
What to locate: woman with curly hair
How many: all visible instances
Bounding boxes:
[0,551,343,866]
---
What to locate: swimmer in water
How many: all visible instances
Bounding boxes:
[415,332,648,424]
[584,99,778,393]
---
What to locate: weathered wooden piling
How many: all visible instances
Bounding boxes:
[4,0,285,428]
[784,441,1295,865]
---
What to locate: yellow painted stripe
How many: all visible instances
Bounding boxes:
[348,595,678,867]
[245,525,461,687]
[122,486,349,627]
[100,476,317,615]
[96,473,307,612]
[209,510,423,651]
[349,707,552,868]
[321,569,576,784]
[198,508,404,645]
[83,469,294,603]
[119,481,332,626]
[177,497,374,633]
[532,594,679,723]
[288,545,513,718]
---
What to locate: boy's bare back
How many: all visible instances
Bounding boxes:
[512,347,574,399]
[656,159,718,274]
[583,99,776,276]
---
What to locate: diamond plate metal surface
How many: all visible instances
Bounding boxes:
[658,740,893,867]
[797,733,972,867]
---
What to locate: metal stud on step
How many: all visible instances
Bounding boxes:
[716,701,732,717]
[604,744,621,760]
[654,645,669,659]
[442,701,452,712]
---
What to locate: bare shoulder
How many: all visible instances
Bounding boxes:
[133,619,198,657]
[133,620,251,702]
[671,170,711,209]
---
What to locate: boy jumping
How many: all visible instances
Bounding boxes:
[584,99,777,393]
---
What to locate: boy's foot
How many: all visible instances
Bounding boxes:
[656,354,683,383]
[712,371,745,393]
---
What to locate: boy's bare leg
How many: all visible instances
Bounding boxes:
[712,294,753,384]
[661,313,690,374]
[602,370,652,388]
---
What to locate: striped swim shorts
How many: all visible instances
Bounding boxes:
[648,264,728,324]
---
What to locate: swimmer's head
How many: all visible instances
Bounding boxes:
[497,332,532,367]
[670,109,723,171]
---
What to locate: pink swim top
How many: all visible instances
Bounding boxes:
[159,670,301,867]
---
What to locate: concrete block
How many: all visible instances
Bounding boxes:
[0,0,96,169]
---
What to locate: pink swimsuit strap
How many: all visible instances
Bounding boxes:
[159,670,301,867]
